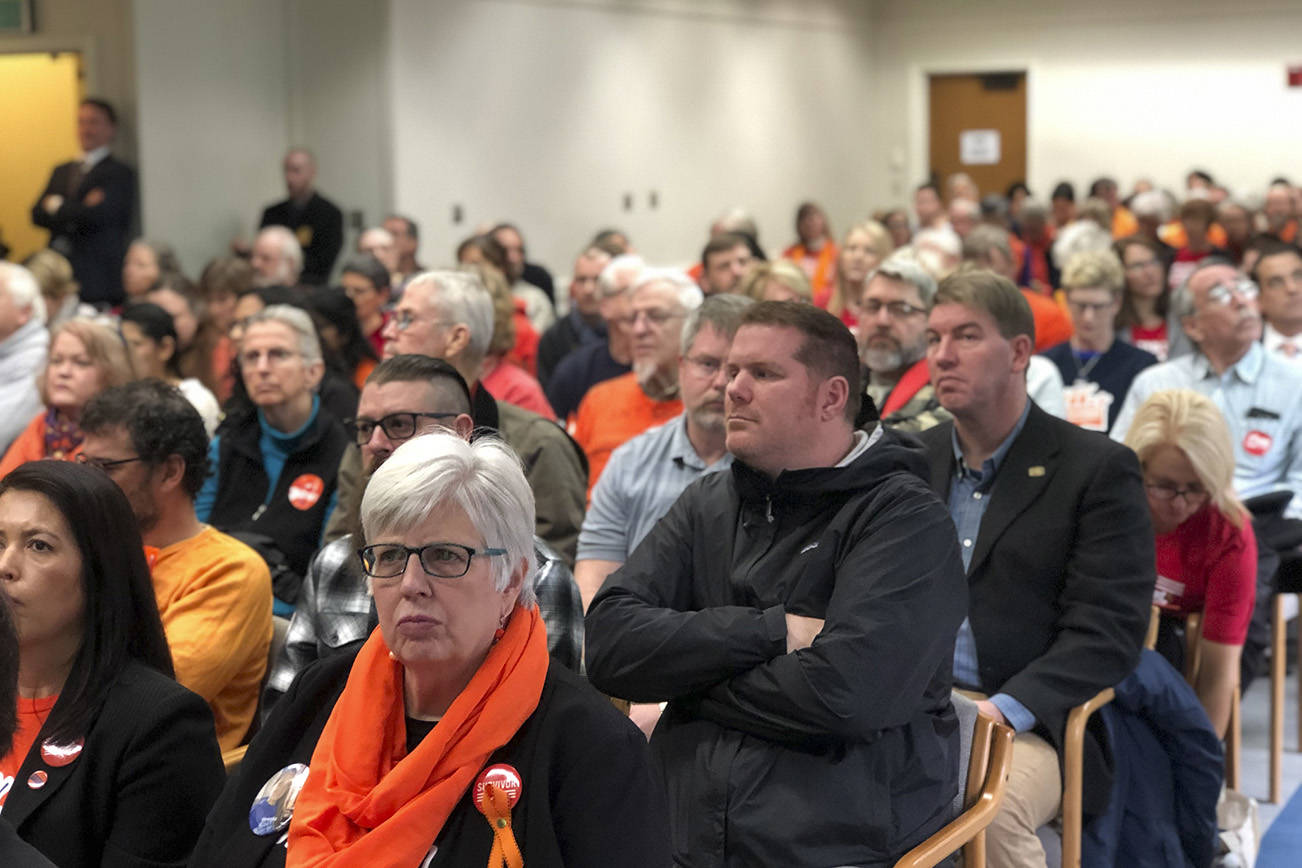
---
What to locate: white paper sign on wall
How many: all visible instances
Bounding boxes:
[959,129,1001,165]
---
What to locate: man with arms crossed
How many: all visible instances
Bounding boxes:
[586,302,967,866]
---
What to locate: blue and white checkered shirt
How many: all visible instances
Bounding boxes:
[949,401,1037,733]
[578,414,732,562]
[1110,342,1302,518]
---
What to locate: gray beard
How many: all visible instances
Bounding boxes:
[635,360,679,401]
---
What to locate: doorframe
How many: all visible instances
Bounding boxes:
[907,60,1035,194]
[0,34,96,91]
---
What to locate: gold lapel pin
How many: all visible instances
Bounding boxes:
[1028,466,1046,477]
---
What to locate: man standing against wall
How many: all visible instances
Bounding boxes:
[258,148,343,285]
[31,98,135,306]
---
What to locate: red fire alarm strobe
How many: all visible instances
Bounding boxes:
[1288,66,1302,88]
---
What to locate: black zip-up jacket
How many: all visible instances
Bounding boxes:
[586,427,968,867]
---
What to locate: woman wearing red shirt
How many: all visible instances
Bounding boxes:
[1124,389,1257,737]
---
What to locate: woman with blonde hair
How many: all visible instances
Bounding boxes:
[1123,388,1256,736]
[736,260,812,305]
[829,220,894,326]
[0,319,133,475]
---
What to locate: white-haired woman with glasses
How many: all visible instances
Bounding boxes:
[1124,389,1257,737]
[189,431,667,868]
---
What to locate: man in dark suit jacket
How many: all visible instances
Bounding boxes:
[258,148,343,284]
[30,98,135,306]
[917,268,1154,868]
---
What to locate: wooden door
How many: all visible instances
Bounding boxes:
[0,52,83,261]
[928,72,1026,200]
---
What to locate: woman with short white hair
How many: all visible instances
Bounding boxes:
[188,431,669,867]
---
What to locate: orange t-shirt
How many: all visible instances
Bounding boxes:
[1112,207,1139,239]
[1021,289,1074,351]
[783,241,839,308]
[1159,221,1228,250]
[0,694,57,808]
[571,372,682,499]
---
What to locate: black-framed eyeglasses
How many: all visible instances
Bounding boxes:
[1144,482,1209,504]
[860,299,925,318]
[76,454,147,472]
[357,542,507,580]
[345,412,459,445]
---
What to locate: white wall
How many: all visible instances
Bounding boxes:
[869,0,1302,209]
[388,0,876,274]
[133,0,292,276]
[134,0,391,279]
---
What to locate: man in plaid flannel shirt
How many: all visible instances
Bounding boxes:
[262,355,582,710]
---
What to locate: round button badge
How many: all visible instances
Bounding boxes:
[473,763,523,814]
[41,737,84,768]
[27,770,48,790]
[249,763,310,837]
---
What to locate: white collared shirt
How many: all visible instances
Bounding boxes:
[81,145,110,170]
[1263,322,1302,367]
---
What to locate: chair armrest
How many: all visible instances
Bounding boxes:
[1061,687,1115,868]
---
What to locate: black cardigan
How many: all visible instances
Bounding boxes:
[190,643,670,868]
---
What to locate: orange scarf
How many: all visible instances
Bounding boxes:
[286,605,548,868]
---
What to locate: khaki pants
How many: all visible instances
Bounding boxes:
[956,691,1062,868]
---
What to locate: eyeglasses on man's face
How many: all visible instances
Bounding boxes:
[76,453,147,473]
[345,412,459,446]
[1203,279,1259,308]
[860,299,926,318]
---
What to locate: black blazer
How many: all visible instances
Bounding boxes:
[190,643,669,868]
[258,193,344,285]
[0,821,54,868]
[6,661,224,867]
[916,403,1155,814]
[30,155,136,305]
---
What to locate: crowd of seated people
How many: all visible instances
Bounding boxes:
[6,99,1302,865]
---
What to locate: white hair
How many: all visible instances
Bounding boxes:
[0,262,47,325]
[1052,220,1114,270]
[597,254,645,300]
[1130,190,1173,222]
[405,270,494,361]
[630,267,704,313]
[948,198,980,218]
[256,225,304,283]
[361,431,537,606]
[359,227,395,248]
[872,250,938,308]
[247,303,322,364]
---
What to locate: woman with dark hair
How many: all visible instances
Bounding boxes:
[339,255,391,359]
[782,202,838,308]
[1115,235,1173,361]
[302,286,379,390]
[121,238,183,301]
[198,257,256,402]
[120,302,222,435]
[0,460,223,866]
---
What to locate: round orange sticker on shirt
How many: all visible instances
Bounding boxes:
[287,474,325,511]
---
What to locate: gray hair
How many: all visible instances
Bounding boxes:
[681,293,753,355]
[1130,190,1173,222]
[405,270,494,361]
[1018,197,1049,223]
[962,224,1013,264]
[0,262,47,325]
[631,268,703,313]
[871,251,939,309]
[715,207,759,239]
[1052,220,1113,270]
[360,432,538,607]
[597,254,644,300]
[1170,257,1239,321]
[247,303,322,364]
[256,226,304,279]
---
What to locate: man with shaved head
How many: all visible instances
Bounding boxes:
[258,147,344,284]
